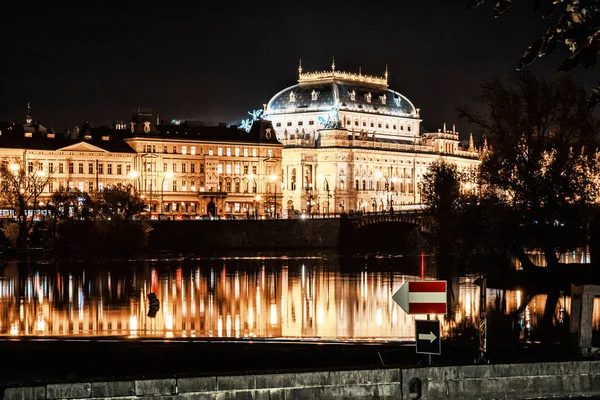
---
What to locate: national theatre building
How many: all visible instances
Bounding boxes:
[0,63,479,219]
[264,62,480,215]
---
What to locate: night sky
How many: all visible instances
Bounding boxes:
[1,1,597,138]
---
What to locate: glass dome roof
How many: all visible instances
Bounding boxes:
[266,71,417,116]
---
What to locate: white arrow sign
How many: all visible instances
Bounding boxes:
[418,331,437,343]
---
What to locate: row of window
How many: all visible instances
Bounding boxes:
[275,120,413,132]
[143,161,260,176]
[28,161,132,176]
[143,144,262,158]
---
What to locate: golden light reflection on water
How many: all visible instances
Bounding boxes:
[0,257,597,340]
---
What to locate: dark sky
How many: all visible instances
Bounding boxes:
[0,1,597,138]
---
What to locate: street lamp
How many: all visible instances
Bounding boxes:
[129,170,140,191]
[161,171,174,214]
[270,174,278,219]
[9,163,20,173]
[254,194,261,219]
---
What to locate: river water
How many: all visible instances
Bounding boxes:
[0,252,598,341]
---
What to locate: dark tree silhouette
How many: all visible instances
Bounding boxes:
[0,160,52,247]
[454,72,600,339]
[92,184,145,221]
[469,0,600,106]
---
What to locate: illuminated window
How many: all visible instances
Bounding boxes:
[226,148,231,157]
[218,148,223,156]
[267,150,273,158]
[191,146,196,155]
[226,164,231,174]
[380,94,386,104]
[243,148,248,157]
[191,181,196,192]
[218,164,223,174]
[182,181,187,191]
[350,90,356,101]
[235,147,240,157]
[252,149,257,157]
[366,92,372,103]
[208,148,214,156]
[234,164,240,174]
[182,146,187,155]
[98,182,104,191]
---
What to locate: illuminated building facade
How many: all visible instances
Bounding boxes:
[124,109,283,217]
[0,108,283,218]
[0,122,137,215]
[263,62,480,215]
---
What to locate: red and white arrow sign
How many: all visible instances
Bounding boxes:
[392,281,447,314]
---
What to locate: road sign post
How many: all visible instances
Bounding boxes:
[392,280,447,315]
[415,319,441,358]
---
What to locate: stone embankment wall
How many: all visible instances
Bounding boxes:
[147,219,341,252]
[4,361,600,400]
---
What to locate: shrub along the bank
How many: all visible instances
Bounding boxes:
[55,219,150,258]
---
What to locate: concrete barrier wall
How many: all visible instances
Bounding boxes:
[4,361,600,400]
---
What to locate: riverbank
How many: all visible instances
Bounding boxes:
[1,338,598,399]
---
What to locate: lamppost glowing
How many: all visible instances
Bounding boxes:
[254,194,261,219]
[161,171,174,214]
[9,163,20,173]
[129,170,140,191]
[270,174,278,219]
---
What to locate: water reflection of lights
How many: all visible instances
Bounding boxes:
[129,315,138,336]
[10,323,18,336]
[36,314,44,333]
[1,256,598,339]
